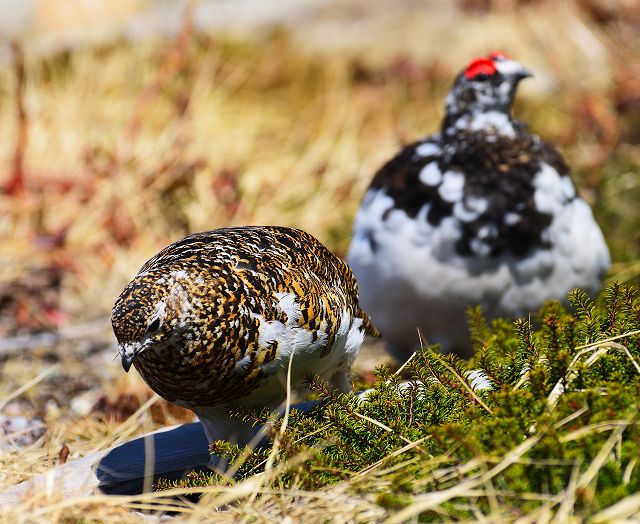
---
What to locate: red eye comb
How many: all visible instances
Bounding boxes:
[488,51,511,60]
[464,58,497,80]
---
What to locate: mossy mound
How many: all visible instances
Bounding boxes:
[156,282,640,520]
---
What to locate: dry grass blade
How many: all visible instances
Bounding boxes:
[351,411,395,434]
[6,41,27,196]
[392,350,417,379]
[548,333,640,411]
[547,346,608,410]
[356,437,430,476]
[0,364,59,411]
[189,451,313,521]
[575,330,640,350]
[387,434,542,523]
[246,349,296,505]
[479,461,501,522]
[512,492,566,524]
[438,358,492,414]
[594,341,640,375]
[123,0,198,146]
[550,461,581,524]
[560,420,629,443]
[576,424,628,489]
[553,406,590,429]
[89,394,161,452]
[623,457,637,485]
[591,492,640,522]
[387,485,487,524]
[512,368,531,391]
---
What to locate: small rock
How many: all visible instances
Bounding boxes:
[70,389,101,417]
[0,415,46,449]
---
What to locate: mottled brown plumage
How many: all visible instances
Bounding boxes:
[112,226,377,444]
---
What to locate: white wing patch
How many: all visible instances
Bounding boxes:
[505,212,521,225]
[533,162,566,213]
[438,171,465,202]
[561,175,576,200]
[415,142,440,157]
[419,162,443,186]
[256,292,328,375]
[453,196,488,223]
[253,302,364,399]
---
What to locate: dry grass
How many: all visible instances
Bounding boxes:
[0,0,639,521]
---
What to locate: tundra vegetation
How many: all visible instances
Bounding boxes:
[0,1,639,521]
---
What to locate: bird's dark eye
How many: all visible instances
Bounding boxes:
[476,72,490,81]
[147,318,161,333]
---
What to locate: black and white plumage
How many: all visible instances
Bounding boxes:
[112,226,378,445]
[348,53,610,360]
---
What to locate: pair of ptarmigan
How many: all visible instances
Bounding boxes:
[111,53,610,444]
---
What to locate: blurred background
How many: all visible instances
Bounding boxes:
[0,0,638,479]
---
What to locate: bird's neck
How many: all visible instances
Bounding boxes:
[442,108,516,139]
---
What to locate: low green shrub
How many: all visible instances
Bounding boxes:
[157,282,640,519]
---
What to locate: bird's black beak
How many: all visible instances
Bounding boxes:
[515,68,533,81]
[121,352,136,373]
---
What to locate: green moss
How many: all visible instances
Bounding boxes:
[376,492,411,510]
[156,282,640,519]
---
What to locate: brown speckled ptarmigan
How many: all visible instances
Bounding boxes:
[112,226,378,445]
[348,52,610,361]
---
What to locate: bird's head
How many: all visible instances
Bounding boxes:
[111,268,197,373]
[443,52,532,133]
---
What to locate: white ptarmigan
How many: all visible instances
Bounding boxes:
[112,226,378,445]
[348,52,610,360]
